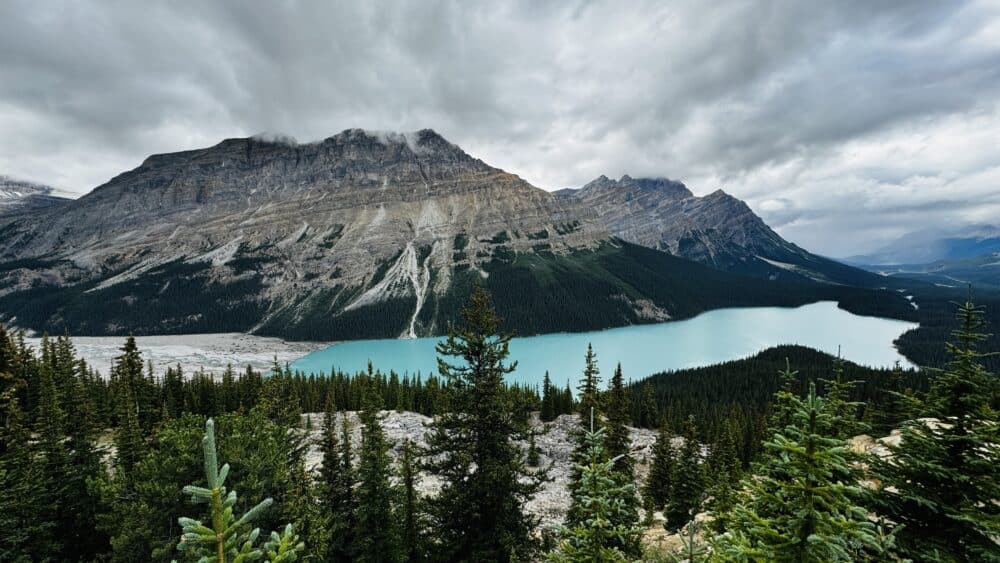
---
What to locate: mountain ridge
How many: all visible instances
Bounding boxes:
[0,130,907,340]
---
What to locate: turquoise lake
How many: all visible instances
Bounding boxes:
[291,301,919,387]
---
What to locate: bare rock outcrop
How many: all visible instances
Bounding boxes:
[300,411,658,529]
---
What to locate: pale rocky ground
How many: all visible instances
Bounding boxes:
[299,411,664,532]
[26,332,328,377]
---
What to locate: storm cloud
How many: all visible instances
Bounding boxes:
[2,0,998,256]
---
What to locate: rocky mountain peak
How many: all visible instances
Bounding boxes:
[0,176,72,215]
[578,174,693,200]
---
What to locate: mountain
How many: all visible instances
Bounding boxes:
[0,130,901,340]
[558,175,883,286]
[0,176,72,216]
[844,226,1000,290]
[845,225,1000,265]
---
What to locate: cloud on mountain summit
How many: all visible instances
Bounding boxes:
[1,0,999,255]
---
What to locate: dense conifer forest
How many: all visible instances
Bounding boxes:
[0,287,996,561]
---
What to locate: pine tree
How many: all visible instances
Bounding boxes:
[768,357,800,432]
[319,399,355,562]
[871,361,919,435]
[639,380,659,428]
[704,419,742,533]
[115,375,145,477]
[174,418,305,561]
[547,428,642,563]
[0,375,59,560]
[643,418,675,512]
[423,285,543,562]
[870,296,1000,561]
[283,457,326,562]
[541,371,556,422]
[398,438,426,562]
[664,416,705,531]
[353,385,400,563]
[567,345,608,527]
[605,363,632,472]
[527,431,541,467]
[577,343,602,431]
[603,363,641,557]
[820,354,868,439]
[713,382,880,562]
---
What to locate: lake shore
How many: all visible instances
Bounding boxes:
[24,333,331,378]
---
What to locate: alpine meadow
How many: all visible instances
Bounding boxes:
[1,2,998,562]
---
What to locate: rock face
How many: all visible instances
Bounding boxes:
[0,176,72,217]
[559,175,873,285]
[301,411,659,530]
[0,130,880,339]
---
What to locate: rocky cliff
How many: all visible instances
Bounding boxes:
[559,175,876,285]
[0,130,883,339]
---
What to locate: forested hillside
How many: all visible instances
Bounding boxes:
[0,288,996,561]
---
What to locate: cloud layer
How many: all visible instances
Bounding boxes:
[2,0,998,256]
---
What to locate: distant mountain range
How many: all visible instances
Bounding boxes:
[846,226,1000,290]
[0,176,73,215]
[0,130,907,340]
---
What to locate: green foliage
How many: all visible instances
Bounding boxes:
[547,428,643,563]
[870,296,1000,561]
[541,371,556,422]
[632,345,928,466]
[318,399,355,562]
[423,285,543,562]
[643,419,675,512]
[398,439,427,562]
[605,363,633,473]
[712,382,880,562]
[99,411,301,562]
[665,416,706,531]
[173,418,304,562]
[352,385,401,563]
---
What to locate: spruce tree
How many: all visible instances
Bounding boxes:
[643,418,675,512]
[603,363,641,557]
[423,285,543,562]
[820,354,868,439]
[541,371,556,422]
[704,419,742,533]
[639,381,659,428]
[871,362,919,435]
[547,428,642,563]
[713,382,880,562]
[283,458,325,562]
[527,431,542,467]
[0,374,59,560]
[870,297,1000,561]
[664,415,705,531]
[174,418,304,562]
[605,364,631,468]
[352,385,400,563]
[577,343,602,430]
[318,399,355,562]
[398,438,426,562]
[567,345,608,527]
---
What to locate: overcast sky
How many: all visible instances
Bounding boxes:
[2,1,999,256]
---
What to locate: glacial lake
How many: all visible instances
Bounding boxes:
[291,301,919,387]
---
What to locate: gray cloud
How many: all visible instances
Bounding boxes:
[1,0,998,256]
